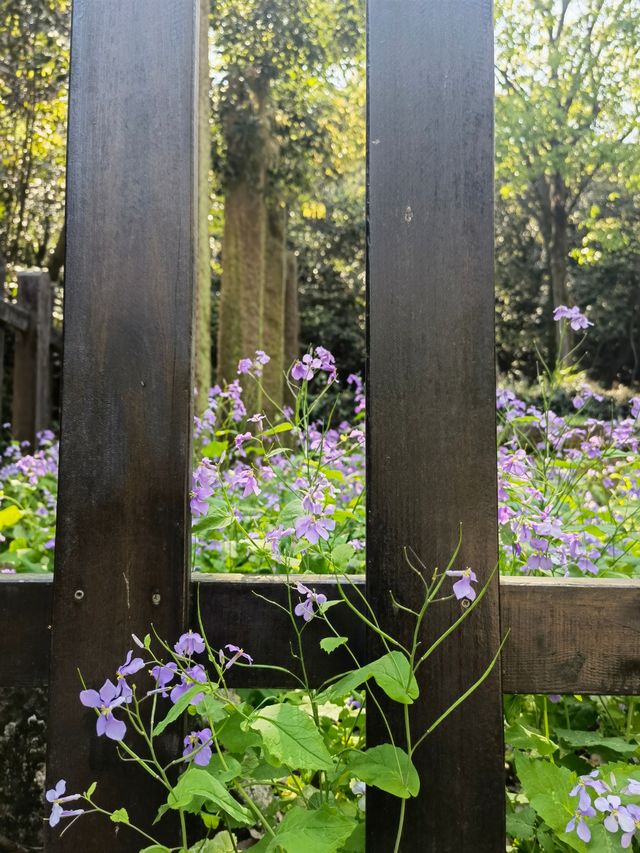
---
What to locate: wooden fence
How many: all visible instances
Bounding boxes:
[0,270,61,445]
[0,2,638,851]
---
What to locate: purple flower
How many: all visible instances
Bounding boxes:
[115,651,145,701]
[566,805,596,843]
[621,804,640,848]
[570,770,607,811]
[183,728,213,766]
[624,779,640,796]
[174,630,205,657]
[190,484,212,517]
[446,568,478,602]
[117,650,144,678]
[221,644,253,670]
[235,432,252,451]
[46,780,84,827]
[553,304,593,331]
[265,526,294,556]
[237,358,252,374]
[238,469,260,498]
[294,582,327,622]
[291,353,321,381]
[294,513,336,545]
[150,662,178,696]
[79,679,127,741]
[255,350,270,366]
[170,664,207,705]
[595,795,636,834]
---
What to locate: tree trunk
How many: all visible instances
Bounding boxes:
[284,249,299,386]
[217,71,270,413]
[194,0,212,415]
[217,179,267,410]
[549,171,572,362]
[261,200,287,415]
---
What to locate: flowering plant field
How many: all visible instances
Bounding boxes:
[1,314,639,850]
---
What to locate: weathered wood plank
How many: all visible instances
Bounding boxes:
[500,576,640,695]
[0,299,30,332]
[6,576,636,694]
[0,575,52,687]
[44,2,202,850]
[366,0,502,849]
[12,271,52,444]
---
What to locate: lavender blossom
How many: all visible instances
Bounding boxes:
[79,679,127,741]
[183,728,213,766]
[446,568,478,601]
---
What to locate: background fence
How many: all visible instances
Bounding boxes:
[0,270,61,445]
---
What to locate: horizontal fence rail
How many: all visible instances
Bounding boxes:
[2,574,639,695]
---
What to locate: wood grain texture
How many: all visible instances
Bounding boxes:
[366,1,503,848]
[500,577,640,695]
[3,575,638,694]
[44,2,201,850]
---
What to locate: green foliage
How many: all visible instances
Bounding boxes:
[246,702,334,771]
[0,0,69,272]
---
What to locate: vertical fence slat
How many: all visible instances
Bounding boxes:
[366,1,503,850]
[45,2,201,850]
[13,271,52,444]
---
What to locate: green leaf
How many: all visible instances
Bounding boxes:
[201,440,228,459]
[0,505,23,529]
[347,745,419,798]
[153,685,207,736]
[505,723,558,756]
[506,805,537,841]
[189,833,237,852]
[260,423,293,437]
[341,822,365,852]
[110,808,129,824]
[515,754,579,847]
[320,636,348,654]
[320,652,418,705]
[168,768,253,825]
[554,728,638,757]
[266,805,356,853]
[195,695,228,724]
[139,847,171,853]
[85,781,97,798]
[279,499,304,526]
[330,543,355,568]
[217,710,262,754]
[247,703,334,771]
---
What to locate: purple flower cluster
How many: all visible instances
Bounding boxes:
[566,770,640,846]
[291,347,337,383]
[553,304,593,331]
[497,386,640,579]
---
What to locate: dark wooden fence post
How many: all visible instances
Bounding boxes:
[45,2,203,850]
[366,1,503,850]
[12,270,52,445]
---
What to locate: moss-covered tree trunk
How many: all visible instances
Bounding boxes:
[217,179,266,411]
[217,72,270,413]
[261,200,287,415]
